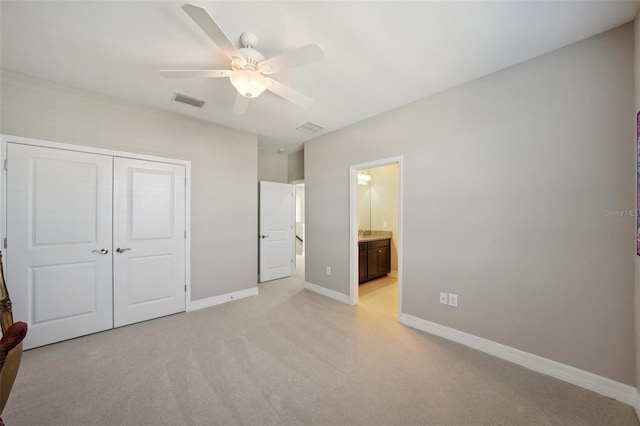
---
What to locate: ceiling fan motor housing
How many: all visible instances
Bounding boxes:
[233,47,265,71]
[233,32,270,73]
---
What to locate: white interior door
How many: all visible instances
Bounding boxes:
[259,181,293,282]
[113,158,186,327]
[6,143,113,349]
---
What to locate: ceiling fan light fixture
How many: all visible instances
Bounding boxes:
[230,69,267,98]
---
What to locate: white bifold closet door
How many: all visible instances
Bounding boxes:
[6,144,114,349]
[6,144,186,349]
[112,157,186,327]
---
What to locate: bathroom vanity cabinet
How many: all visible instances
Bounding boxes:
[358,238,391,284]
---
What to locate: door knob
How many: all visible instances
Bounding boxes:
[116,248,131,253]
[260,235,269,239]
[92,249,109,255]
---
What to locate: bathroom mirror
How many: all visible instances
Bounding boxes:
[357,164,399,234]
[357,170,371,231]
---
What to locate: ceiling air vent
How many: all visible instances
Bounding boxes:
[172,92,205,108]
[296,122,325,134]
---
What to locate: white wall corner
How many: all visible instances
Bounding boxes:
[304,281,350,304]
[399,313,639,408]
[187,287,258,312]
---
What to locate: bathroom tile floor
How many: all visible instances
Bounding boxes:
[358,275,398,318]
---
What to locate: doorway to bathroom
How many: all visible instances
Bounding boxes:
[349,157,402,317]
[293,181,305,279]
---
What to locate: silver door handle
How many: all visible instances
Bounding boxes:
[260,235,269,239]
[92,249,109,255]
[116,248,131,253]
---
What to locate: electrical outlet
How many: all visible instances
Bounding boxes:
[448,293,458,307]
[326,266,331,275]
[439,292,448,305]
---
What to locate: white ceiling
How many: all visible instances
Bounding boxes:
[1,1,638,154]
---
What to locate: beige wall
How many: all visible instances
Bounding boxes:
[305,24,635,384]
[0,69,259,301]
[635,11,640,395]
[370,164,399,273]
[258,148,288,183]
[288,150,304,182]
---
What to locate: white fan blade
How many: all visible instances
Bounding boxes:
[260,43,324,75]
[266,78,313,108]
[160,70,232,78]
[233,93,250,115]
[182,4,243,62]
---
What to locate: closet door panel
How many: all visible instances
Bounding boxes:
[6,143,113,349]
[113,158,186,327]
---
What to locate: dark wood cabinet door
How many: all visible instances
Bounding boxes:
[379,246,390,274]
[367,248,380,280]
[359,250,367,283]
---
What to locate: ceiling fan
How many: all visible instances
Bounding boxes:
[161,3,324,115]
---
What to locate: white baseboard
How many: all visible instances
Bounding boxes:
[187,287,258,312]
[400,313,639,408]
[304,281,350,304]
[632,388,640,422]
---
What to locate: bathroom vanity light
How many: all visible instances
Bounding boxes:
[358,172,372,185]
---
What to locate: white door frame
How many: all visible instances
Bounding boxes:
[349,156,403,317]
[0,134,193,310]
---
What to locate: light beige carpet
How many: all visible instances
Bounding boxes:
[3,272,638,425]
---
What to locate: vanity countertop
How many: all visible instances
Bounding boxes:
[358,230,392,243]
[358,235,390,242]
